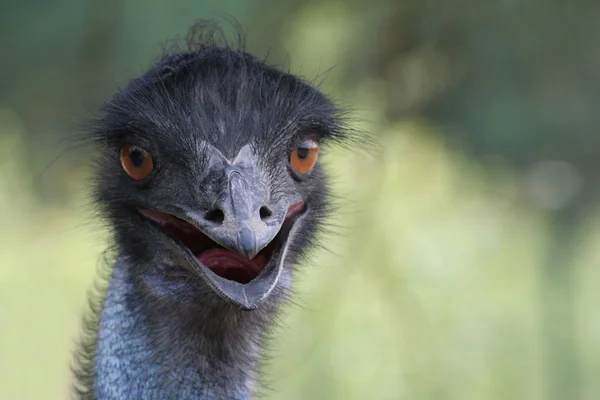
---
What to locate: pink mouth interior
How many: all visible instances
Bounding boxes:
[140,202,304,284]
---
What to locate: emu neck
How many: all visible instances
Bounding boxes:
[94,259,276,399]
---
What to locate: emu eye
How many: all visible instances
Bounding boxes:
[120,145,153,180]
[290,138,319,175]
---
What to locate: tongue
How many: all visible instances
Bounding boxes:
[198,248,267,282]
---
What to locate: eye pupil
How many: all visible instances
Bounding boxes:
[296,147,309,160]
[129,148,145,168]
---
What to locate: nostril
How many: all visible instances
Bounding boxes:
[204,209,225,224]
[259,206,272,221]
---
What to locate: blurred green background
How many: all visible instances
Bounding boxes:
[1,1,600,399]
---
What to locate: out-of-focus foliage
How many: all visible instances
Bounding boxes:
[1,1,599,399]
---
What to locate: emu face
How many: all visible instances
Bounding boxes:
[92,48,344,310]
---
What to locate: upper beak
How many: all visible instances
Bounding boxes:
[227,170,277,259]
[192,168,286,260]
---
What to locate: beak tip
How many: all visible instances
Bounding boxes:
[237,226,258,259]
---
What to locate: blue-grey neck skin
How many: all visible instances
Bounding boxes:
[93,257,282,399]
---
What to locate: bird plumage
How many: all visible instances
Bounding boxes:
[71,21,353,399]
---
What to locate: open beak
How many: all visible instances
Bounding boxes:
[140,165,306,310]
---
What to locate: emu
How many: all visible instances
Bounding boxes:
[72,22,354,399]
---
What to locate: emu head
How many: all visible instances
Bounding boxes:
[89,40,348,311]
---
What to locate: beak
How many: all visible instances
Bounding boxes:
[141,144,306,310]
[175,164,300,310]
[196,168,286,260]
[226,169,279,259]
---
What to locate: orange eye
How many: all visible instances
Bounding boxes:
[290,138,319,175]
[120,145,153,180]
